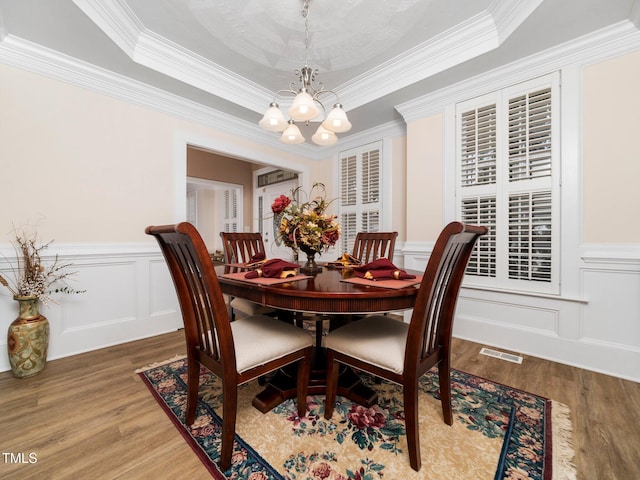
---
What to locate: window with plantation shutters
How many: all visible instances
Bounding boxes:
[456,74,559,294]
[339,141,383,254]
[223,189,238,233]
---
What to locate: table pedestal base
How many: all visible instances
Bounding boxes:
[251,349,378,414]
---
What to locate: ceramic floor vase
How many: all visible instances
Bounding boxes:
[7,296,49,378]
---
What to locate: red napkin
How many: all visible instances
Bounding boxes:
[244,252,267,268]
[249,252,266,262]
[245,259,300,279]
[354,258,416,280]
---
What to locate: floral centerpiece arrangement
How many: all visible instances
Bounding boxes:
[271,182,340,272]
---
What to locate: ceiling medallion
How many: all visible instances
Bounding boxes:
[258,0,351,146]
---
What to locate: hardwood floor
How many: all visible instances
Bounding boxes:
[1,330,638,479]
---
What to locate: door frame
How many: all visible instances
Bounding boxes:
[172,131,311,224]
[253,170,299,259]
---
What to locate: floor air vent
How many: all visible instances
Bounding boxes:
[479,347,523,364]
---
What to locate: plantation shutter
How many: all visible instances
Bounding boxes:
[223,189,238,232]
[460,104,497,187]
[458,95,498,281]
[339,141,383,254]
[456,74,559,293]
[461,197,497,277]
[506,86,553,284]
[186,191,197,224]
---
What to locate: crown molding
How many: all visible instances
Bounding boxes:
[336,0,540,110]
[134,30,269,113]
[73,0,269,114]
[337,12,499,110]
[396,21,640,122]
[72,0,141,56]
[74,0,541,118]
[330,120,405,153]
[632,0,640,28]
[489,0,544,43]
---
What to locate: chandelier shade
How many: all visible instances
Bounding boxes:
[258,0,350,146]
[311,125,338,146]
[288,88,320,122]
[259,102,287,132]
[322,104,352,133]
[281,120,305,144]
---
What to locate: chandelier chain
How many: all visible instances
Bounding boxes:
[302,0,310,67]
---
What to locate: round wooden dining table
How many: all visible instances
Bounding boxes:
[217,264,422,413]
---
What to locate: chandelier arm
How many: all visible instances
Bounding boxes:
[312,89,340,106]
[270,89,300,104]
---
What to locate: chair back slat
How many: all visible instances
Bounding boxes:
[147,224,235,371]
[220,232,266,263]
[352,231,398,263]
[406,223,487,370]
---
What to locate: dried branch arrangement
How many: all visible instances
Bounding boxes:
[0,228,84,305]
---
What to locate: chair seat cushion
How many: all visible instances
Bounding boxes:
[230,297,275,316]
[232,315,313,374]
[324,315,408,374]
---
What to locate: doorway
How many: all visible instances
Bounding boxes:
[253,167,302,260]
[186,177,243,253]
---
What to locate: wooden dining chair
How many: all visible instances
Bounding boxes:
[349,231,399,322]
[146,223,313,471]
[352,231,398,264]
[220,232,276,319]
[324,222,487,471]
[220,232,266,265]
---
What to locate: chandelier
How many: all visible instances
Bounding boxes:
[258,0,351,146]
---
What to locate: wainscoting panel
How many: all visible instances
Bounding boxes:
[402,241,640,382]
[148,258,180,317]
[62,262,137,332]
[456,295,560,335]
[0,245,181,373]
[580,267,640,347]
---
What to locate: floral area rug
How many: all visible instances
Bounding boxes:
[137,357,575,480]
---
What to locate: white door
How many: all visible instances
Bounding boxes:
[256,179,298,261]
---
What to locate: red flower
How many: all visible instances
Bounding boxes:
[347,404,386,429]
[321,228,340,246]
[271,195,291,214]
[312,462,332,479]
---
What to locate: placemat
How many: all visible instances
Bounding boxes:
[340,275,423,289]
[221,271,312,285]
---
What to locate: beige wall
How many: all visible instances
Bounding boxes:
[583,49,640,243]
[0,63,311,244]
[406,113,444,241]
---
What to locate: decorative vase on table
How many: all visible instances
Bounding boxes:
[299,245,322,275]
[7,296,49,378]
